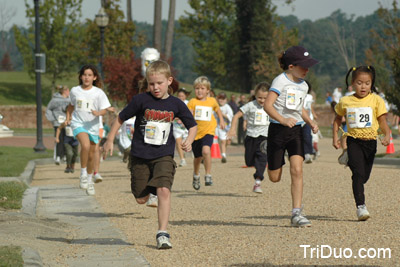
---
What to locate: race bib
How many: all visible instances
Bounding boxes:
[76,98,94,112]
[65,126,73,137]
[57,115,66,124]
[254,110,269,125]
[144,121,171,145]
[194,106,212,121]
[285,88,304,110]
[346,107,373,128]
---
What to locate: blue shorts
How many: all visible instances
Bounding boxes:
[73,127,100,144]
[192,134,214,158]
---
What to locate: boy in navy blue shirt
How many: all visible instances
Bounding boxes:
[104,60,197,249]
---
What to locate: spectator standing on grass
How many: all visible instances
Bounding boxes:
[45,85,71,165]
[237,94,247,144]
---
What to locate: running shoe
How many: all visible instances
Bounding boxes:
[291,208,312,227]
[86,182,95,196]
[253,184,262,194]
[79,175,88,189]
[338,149,348,166]
[193,174,201,190]
[178,159,187,167]
[64,167,71,173]
[304,154,313,164]
[356,204,370,221]
[205,175,213,186]
[221,156,227,163]
[94,173,103,183]
[156,232,172,249]
[146,194,158,208]
[55,156,60,165]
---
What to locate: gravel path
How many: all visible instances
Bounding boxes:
[31,138,400,266]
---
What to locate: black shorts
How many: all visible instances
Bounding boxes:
[192,134,214,158]
[267,123,304,170]
[130,155,176,198]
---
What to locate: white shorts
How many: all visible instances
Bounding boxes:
[173,126,188,139]
[216,128,228,141]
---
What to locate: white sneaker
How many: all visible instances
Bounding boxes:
[156,232,172,249]
[79,175,88,189]
[304,154,313,164]
[55,156,60,165]
[253,184,262,193]
[178,159,187,167]
[86,182,95,196]
[146,194,158,207]
[291,207,312,227]
[357,204,370,221]
[94,173,103,183]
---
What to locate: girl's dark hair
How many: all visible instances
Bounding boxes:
[345,65,377,94]
[278,51,289,70]
[254,81,270,95]
[305,80,312,94]
[78,64,103,89]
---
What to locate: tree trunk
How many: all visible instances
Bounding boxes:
[127,0,132,22]
[164,0,176,60]
[153,0,162,52]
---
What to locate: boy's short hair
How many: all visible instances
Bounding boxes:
[217,92,227,99]
[193,76,211,90]
[146,60,172,80]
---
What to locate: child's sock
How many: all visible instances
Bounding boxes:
[255,179,261,185]
[157,230,168,234]
[292,208,301,216]
[87,173,93,183]
[221,153,226,157]
[81,167,87,176]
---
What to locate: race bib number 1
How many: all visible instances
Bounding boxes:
[76,98,94,112]
[144,121,171,145]
[194,106,212,121]
[285,88,303,110]
[347,107,373,128]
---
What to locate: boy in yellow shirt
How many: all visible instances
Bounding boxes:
[187,76,225,190]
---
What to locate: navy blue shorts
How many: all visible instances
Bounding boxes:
[267,124,304,170]
[192,134,214,158]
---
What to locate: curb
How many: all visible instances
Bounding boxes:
[374,157,400,166]
[22,247,43,267]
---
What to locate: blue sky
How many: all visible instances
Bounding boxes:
[6,0,397,29]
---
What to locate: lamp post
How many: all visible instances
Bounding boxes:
[95,8,109,79]
[33,0,46,152]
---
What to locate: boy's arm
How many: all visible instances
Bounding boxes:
[227,111,243,139]
[302,108,318,134]
[216,109,226,129]
[181,125,197,152]
[55,126,61,143]
[103,116,123,158]
[332,114,343,149]
[378,114,390,146]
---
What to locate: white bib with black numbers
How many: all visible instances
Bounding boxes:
[254,110,269,125]
[346,107,373,128]
[194,106,212,121]
[76,98,94,112]
[144,121,171,145]
[285,88,303,110]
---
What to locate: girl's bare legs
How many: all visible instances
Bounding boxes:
[76,133,90,169]
[289,155,303,209]
[268,168,283,183]
[87,142,96,175]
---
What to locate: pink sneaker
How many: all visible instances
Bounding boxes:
[253,184,262,194]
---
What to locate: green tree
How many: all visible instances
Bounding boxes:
[178,0,237,89]
[13,0,84,88]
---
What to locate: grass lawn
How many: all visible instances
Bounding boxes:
[0,246,23,267]
[0,146,53,177]
[0,181,28,210]
[12,128,54,135]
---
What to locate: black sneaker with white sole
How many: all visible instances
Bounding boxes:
[156,232,172,249]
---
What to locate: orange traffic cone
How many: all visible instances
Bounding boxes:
[211,135,222,158]
[386,131,395,154]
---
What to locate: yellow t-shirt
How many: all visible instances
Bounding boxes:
[335,93,387,140]
[187,97,220,140]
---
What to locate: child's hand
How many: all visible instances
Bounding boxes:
[226,129,236,140]
[181,139,192,152]
[55,138,59,143]
[282,118,297,128]
[219,120,226,130]
[107,107,116,113]
[332,136,341,149]
[310,122,319,134]
[102,140,114,159]
[380,134,391,146]
[91,110,101,116]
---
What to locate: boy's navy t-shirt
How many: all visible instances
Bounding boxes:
[119,92,197,160]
